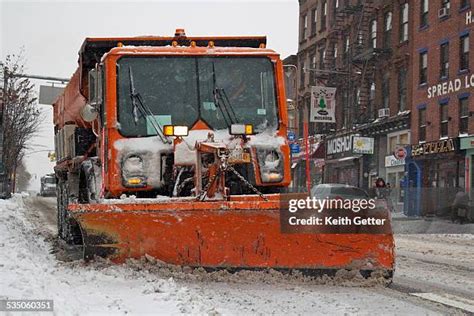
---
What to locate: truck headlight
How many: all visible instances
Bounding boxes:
[257,149,284,183]
[122,154,147,187]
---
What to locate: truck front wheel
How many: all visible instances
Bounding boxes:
[57,177,82,245]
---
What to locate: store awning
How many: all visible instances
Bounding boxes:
[324,155,363,164]
[338,156,361,162]
[291,141,325,162]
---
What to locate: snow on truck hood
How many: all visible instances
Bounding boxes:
[113,129,286,153]
[113,129,286,184]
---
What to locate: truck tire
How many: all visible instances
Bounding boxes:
[57,176,82,245]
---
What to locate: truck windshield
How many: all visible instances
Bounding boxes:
[117,56,278,137]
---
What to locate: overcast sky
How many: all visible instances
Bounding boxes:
[0,0,299,191]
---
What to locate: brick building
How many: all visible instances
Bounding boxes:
[405,0,474,216]
[294,0,413,209]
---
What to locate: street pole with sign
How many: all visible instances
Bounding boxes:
[304,110,311,194]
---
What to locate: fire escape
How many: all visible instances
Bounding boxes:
[323,0,391,129]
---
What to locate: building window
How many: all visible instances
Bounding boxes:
[357,30,363,47]
[330,43,337,68]
[387,133,410,156]
[343,35,350,63]
[460,97,469,134]
[319,47,325,70]
[398,68,407,111]
[383,11,392,48]
[299,60,305,88]
[343,90,349,127]
[382,73,390,109]
[440,103,449,138]
[389,136,398,154]
[321,0,327,31]
[419,51,428,84]
[419,108,426,142]
[309,54,316,84]
[460,35,470,71]
[399,3,409,43]
[441,0,451,10]
[302,14,308,40]
[420,0,429,28]
[440,42,449,78]
[311,8,318,35]
[399,133,409,146]
[369,81,376,119]
[370,19,377,48]
[356,87,361,105]
[461,0,471,9]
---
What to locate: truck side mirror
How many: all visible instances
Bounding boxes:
[85,67,103,123]
[88,67,103,108]
[88,68,97,104]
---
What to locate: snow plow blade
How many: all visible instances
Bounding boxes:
[69,195,394,274]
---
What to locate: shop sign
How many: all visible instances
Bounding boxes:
[327,135,353,158]
[310,86,337,123]
[411,138,456,157]
[353,136,374,154]
[427,73,474,99]
[385,155,405,167]
[460,136,474,150]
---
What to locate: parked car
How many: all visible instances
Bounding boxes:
[310,183,369,200]
[40,174,56,197]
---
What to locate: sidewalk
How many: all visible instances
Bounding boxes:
[391,212,474,234]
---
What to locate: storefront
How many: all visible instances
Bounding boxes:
[460,136,474,196]
[385,155,405,212]
[324,134,374,188]
[355,113,411,191]
[405,138,465,216]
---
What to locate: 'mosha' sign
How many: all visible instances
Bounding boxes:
[326,134,353,159]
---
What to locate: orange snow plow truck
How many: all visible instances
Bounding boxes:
[53,29,394,277]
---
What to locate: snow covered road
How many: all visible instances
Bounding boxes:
[1,195,472,315]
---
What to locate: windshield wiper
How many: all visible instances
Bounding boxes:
[211,62,239,128]
[128,66,170,144]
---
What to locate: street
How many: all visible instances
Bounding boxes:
[0,195,472,315]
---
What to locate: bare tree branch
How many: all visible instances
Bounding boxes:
[1,50,42,191]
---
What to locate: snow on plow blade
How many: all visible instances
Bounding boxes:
[69,194,394,273]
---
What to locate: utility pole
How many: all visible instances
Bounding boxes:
[0,66,10,198]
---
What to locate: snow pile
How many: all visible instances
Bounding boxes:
[0,195,200,314]
[392,217,474,234]
[123,256,391,288]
